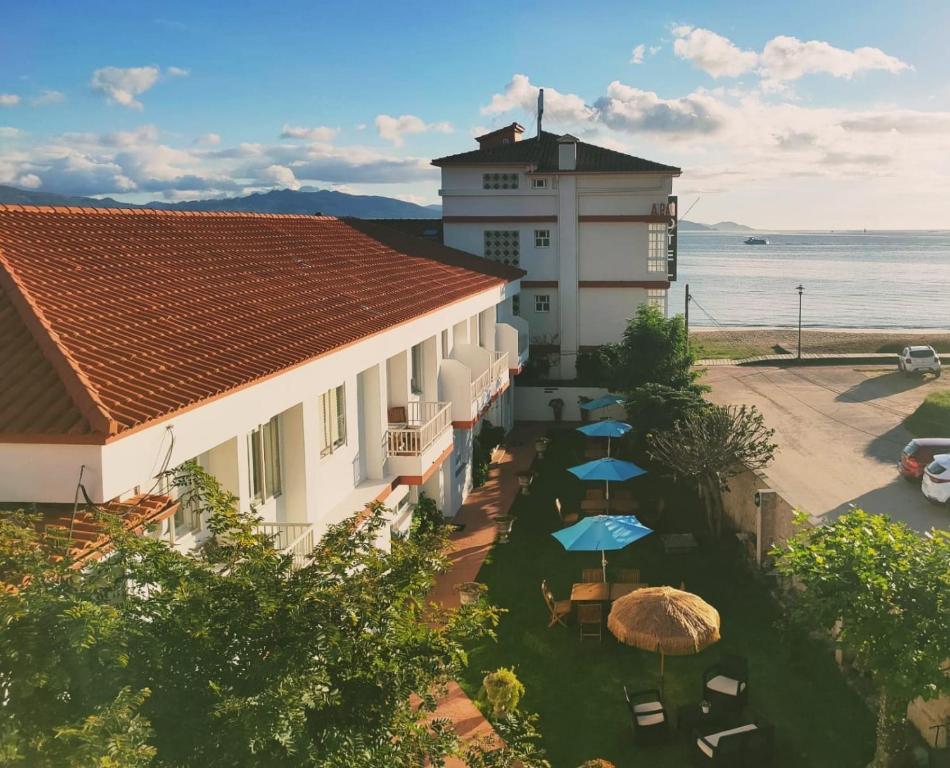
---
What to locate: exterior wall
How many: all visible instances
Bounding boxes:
[514,386,624,422]
[720,465,799,563]
[578,223,653,282]
[520,288,560,343]
[578,288,648,348]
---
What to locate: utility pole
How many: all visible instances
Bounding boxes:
[796,284,804,359]
[685,283,691,341]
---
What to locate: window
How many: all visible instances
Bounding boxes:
[410,344,423,394]
[482,172,519,190]
[531,178,548,189]
[248,415,282,501]
[319,385,347,457]
[647,289,667,312]
[484,230,520,266]
[512,295,520,316]
[534,229,551,248]
[535,294,551,313]
[647,223,666,272]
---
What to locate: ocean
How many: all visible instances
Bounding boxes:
[668,230,950,329]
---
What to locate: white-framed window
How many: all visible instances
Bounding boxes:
[531,177,548,189]
[534,229,551,248]
[535,294,551,313]
[248,415,282,501]
[647,223,666,272]
[319,384,347,457]
[484,230,520,266]
[410,343,423,395]
[647,289,667,312]
[482,172,519,190]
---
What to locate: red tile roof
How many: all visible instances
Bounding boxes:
[0,206,523,443]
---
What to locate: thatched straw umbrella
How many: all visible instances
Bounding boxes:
[607,586,720,676]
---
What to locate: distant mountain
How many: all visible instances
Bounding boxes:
[680,219,754,232]
[0,185,441,219]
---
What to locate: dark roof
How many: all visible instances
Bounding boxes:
[0,206,522,442]
[432,131,681,175]
[360,218,444,243]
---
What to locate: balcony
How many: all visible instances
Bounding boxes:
[256,521,314,569]
[496,318,529,372]
[386,401,454,480]
[490,349,509,393]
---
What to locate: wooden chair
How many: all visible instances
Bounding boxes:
[581,568,604,583]
[586,488,605,501]
[555,498,579,527]
[619,568,641,583]
[578,603,603,641]
[541,580,572,628]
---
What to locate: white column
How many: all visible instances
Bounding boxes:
[557,174,579,379]
[299,398,323,524]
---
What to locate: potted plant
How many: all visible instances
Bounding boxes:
[478,667,525,719]
[494,514,515,543]
[534,435,551,458]
[457,581,485,606]
[516,470,533,496]
[548,397,564,423]
[578,395,592,422]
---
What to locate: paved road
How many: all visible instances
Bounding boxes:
[704,364,948,533]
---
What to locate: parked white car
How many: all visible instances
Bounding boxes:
[898,346,941,376]
[921,454,950,506]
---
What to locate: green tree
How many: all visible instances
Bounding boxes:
[0,464,544,768]
[774,511,950,767]
[624,382,708,446]
[648,404,776,534]
[611,304,696,392]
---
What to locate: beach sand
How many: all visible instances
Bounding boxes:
[691,328,950,359]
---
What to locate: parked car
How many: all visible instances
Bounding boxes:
[898,345,941,376]
[899,438,950,480]
[921,454,950,506]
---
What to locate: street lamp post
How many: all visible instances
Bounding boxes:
[796,284,804,359]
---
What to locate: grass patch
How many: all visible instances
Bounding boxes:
[906,389,950,436]
[691,339,772,360]
[462,429,874,767]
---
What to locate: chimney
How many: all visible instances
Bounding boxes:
[475,122,524,149]
[557,134,578,171]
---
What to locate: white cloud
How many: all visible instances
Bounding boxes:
[672,26,911,85]
[0,94,20,107]
[595,82,727,134]
[630,44,646,64]
[481,74,594,123]
[166,66,190,77]
[839,110,950,134]
[90,66,161,109]
[0,127,23,138]
[260,164,300,190]
[673,26,758,77]
[30,90,65,106]
[16,173,41,188]
[280,124,338,141]
[374,114,452,146]
[194,132,221,146]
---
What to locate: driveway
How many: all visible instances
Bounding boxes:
[704,364,948,533]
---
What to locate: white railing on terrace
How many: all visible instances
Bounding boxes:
[256,522,314,568]
[470,368,492,409]
[387,401,451,456]
[491,350,509,383]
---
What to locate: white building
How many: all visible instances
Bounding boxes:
[433,123,681,379]
[0,207,527,558]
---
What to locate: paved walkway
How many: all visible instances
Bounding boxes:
[429,423,539,766]
[697,352,896,367]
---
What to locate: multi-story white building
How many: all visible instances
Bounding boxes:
[433,123,681,379]
[0,206,527,558]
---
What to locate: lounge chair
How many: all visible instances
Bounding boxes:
[541,580,572,628]
[555,498,579,527]
[702,654,749,711]
[693,717,774,765]
[578,603,602,641]
[623,686,669,744]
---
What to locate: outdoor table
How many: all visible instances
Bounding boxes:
[608,582,644,600]
[570,582,610,602]
[676,701,734,736]
[585,489,605,500]
[611,499,638,513]
[580,499,607,513]
[662,532,698,555]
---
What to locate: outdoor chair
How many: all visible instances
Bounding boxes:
[702,654,749,711]
[541,580,572,628]
[555,498,579,527]
[619,568,641,583]
[581,568,605,583]
[693,717,774,766]
[578,603,603,642]
[623,686,669,744]
[586,488,605,501]
[387,406,408,425]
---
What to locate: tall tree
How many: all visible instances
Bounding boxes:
[774,511,950,767]
[647,404,776,533]
[611,304,697,392]
[0,464,545,768]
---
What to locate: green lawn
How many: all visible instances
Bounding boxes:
[906,389,950,436]
[461,429,874,768]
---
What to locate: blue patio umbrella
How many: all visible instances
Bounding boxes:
[568,457,647,514]
[552,514,653,581]
[579,394,625,412]
[576,419,632,456]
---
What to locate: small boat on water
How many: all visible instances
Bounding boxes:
[744,236,769,245]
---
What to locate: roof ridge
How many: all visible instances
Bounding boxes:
[0,250,117,436]
[0,204,339,220]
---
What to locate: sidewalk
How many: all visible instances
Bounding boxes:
[429,423,539,766]
[697,352,896,367]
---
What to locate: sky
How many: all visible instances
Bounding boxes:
[2,0,950,228]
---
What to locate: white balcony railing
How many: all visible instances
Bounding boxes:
[470,368,492,409]
[387,401,451,457]
[256,522,314,568]
[491,350,509,383]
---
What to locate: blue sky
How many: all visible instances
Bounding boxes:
[2,0,949,227]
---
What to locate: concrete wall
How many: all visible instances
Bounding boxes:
[720,465,799,564]
[578,288,647,348]
[515,385,625,422]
